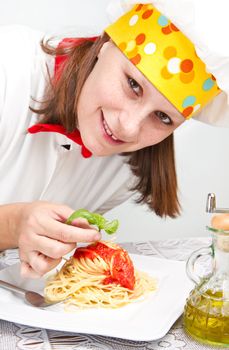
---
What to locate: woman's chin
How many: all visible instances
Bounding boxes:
[84,141,107,157]
[83,136,126,157]
[90,146,119,157]
[91,148,113,157]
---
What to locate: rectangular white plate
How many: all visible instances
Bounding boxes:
[0,254,193,341]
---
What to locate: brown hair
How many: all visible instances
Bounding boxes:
[31,33,180,218]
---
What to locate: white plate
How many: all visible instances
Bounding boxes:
[0,254,193,341]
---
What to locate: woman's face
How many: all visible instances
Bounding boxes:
[77,40,185,157]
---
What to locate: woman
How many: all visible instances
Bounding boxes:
[0,1,228,278]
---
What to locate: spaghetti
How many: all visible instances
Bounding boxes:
[44,241,156,309]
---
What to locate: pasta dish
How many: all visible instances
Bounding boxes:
[44,241,156,309]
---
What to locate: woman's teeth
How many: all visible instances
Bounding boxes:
[103,118,119,141]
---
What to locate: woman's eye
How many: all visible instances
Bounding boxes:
[155,111,172,125]
[127,77,142,96]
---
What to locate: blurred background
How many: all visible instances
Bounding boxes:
[1,0,228,241]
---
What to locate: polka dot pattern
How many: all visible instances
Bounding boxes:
[182,106,193,118]
[136,33,146,45]
[182,96,196,108]
[159,16,180,36]
[136,4,143,12]
[158,15,169,27]
[131,54,141,65]
[181,59,193,73]
[203,78,215,91]
[167,57,181,74]
[105,3,220,118]
[162,46,196,89]
[126,40,136,52]
[142,9,153,19]
[164,46,177,59]
[129,15,138,26]
[144,42,156,55]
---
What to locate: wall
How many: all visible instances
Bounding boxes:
[1,0,228,241]
[0,0,110,34]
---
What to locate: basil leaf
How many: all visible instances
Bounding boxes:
[91,213,106,230]
[65,209,96,225]
[104,220,119,234]
[66,209,119,235]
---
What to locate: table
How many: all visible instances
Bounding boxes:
[0,237,226,350]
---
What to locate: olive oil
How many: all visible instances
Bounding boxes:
[184,289,229,347]
[184,222,229,347]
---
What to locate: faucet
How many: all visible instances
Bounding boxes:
[206,193,229,213]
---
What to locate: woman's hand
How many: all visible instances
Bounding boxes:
[13,201,101,278]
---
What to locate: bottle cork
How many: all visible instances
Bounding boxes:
[211,214,229,252]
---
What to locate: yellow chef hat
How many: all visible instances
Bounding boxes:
[105,3,220,119]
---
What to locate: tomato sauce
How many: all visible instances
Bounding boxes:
[73,242,135,290]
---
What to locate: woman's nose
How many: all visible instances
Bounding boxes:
[117,108,146,142]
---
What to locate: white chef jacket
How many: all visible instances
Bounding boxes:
[0,25,135,213]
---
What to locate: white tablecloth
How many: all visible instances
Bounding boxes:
[0,237,226,350]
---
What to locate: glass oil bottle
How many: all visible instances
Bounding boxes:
[183,225,229,347]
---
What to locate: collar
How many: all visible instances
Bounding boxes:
[28,123,92,158]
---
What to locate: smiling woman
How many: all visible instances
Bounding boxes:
[0,1,228,279]
[32,32,182,217]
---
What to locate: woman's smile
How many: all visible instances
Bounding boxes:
[101,111,124,145]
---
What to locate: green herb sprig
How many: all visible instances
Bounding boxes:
[65,209,119,234]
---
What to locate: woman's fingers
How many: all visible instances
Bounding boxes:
[20,252,62,278]
[69,217,92,228]
[31,235,76,259]
[19,235,74,275]
[16,201,103,278]
[20,260,42,279]
[40,219,101,243]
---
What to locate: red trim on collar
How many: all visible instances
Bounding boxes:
[28,124,92,158]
